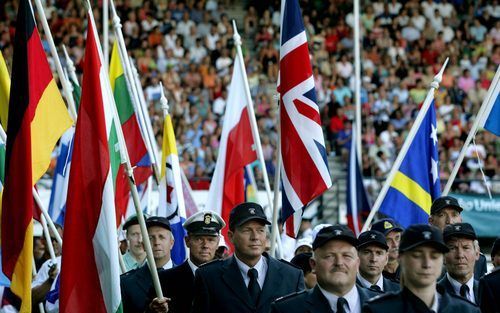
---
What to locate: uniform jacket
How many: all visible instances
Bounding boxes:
[478,267,500,313]
[356,276,400,293]
[270,284,378,313]
[363,286,480,313]
[190,253,304,313]
[146,260,194,313]
[437,275,479,304]
[121,264,163,313]
[474,253,487,279]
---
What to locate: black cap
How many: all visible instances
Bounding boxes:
[145,216,171,231]
[290,252,313,274]
[443,223,477,242]
[491,237,500,259]
[399,224,449,253]
[312,225,358,250]
[371,218,403,236]
[229,202,271,230]
[183,210,226,236]
[123,213,150,231]
[357,230,389,250]
[430,196,463,215]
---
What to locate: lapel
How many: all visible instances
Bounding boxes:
[473,279,479,304]
[442,276,456,296]
[305,286,333,313]
[257,254,283,308]
[221,256,254,309]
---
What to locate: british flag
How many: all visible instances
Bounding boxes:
[278,0,332,237]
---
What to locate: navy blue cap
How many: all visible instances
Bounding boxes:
[443,223,477,242]
[430,196,463,215]
[312,225,358,250]
[371,218,404,236]
[291,253,313,274]
[399,224,449,253]
[146,216,171,231]
[358,230,389,250]
[229,202,270,230]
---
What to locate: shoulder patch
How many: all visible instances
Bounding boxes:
[274,290,307,302]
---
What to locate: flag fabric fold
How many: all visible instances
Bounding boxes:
[481,71,500,136]
[278,0,332,237]
[1,0,72,311]
[158,109,187,264]
[379,100,441,227]
[206,55,257,248]
[59,12,122,313]
[0,51,10,128]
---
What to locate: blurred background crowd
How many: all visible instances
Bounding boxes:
[0,0,498,197]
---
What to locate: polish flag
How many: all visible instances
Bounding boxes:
[206,57,257,249]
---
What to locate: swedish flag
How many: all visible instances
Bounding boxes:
[379,100,440,227]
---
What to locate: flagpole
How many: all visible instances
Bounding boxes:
[103,0,109,67]
[62,45,80,89]
[270,112,282,257]
[232,21,282,256]
[32,258,47,313]
[442,65,500,195]
[86,1,164,299]
[109,0,162,185]
[361,58,449,232]
[40,215,58,263]
[32,0,77,121]
[353,0,362,165]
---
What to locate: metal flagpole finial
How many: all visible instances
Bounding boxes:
[431,57,449,89]
[109,0,121,29]
[232,20,242,46]
[62,45,75,73]
[160,82,169,113]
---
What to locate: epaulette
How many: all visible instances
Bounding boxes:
[274,290,306,303]
[279,258,301,270]
[199,258,223,268]
[366,291,398,303]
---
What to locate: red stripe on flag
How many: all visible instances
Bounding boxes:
[60,16,108,313]
[278,42,311,95]
[280,106,328,204]
[220,107,256,249]
[294,98,321,125]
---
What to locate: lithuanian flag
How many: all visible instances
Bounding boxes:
[1,0,73,311]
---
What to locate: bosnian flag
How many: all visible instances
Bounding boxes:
[278,0,332,237]
[158,105,187,265]
[48,127,75,226]
[59,10,122,313]
[206,54,257,248]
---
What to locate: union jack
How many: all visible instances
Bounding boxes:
[278,0,332,237]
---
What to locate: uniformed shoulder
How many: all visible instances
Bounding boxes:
[484,266,500,278]
[366,291,400,304]
[273,290,307,304]
[120,268,138,279]
[278,258,301,270]
[447,292,478,306]
[445,293,480,312]
[199,258,223,268]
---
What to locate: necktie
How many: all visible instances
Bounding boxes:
[337,297,348,313]
[460,284,470,298]
[248,268,261,305]
[370,284,382,292]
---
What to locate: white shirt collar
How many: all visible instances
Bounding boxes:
[318,284,360,313]
[234,253,267,289]
[161,259,173,270]
[357,273,384,291]
[187,258,198,274]
[430,291,440,312]
[447,273,475,303]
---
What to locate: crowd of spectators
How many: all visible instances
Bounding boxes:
[0,0,498,197]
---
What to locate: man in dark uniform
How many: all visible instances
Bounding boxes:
[147,210,225,313]
[478,237,500,313]
[271,225,378,313]
[438,223,479,304]
[191,202,304,313]
[428,196,487,278]
[121,216,175,313]
[356,230,400,293]
[371,218,403,282]
[363,224,480,313]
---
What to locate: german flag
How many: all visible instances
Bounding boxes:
[1,0,73,311]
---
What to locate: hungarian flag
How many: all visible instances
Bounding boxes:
[59,11,122,313]
[158,108,187,264]
[109,42,151,224]
[206,54,257,248]
[1,0,73,311]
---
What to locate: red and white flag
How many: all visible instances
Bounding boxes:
[206,56,257,248]
[59,11,122,313]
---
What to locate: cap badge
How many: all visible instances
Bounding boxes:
[454,225,461,231]
[445,200,450,205]
[370,234,377,239]
[204,213,212,225]
[384,221,393,229]
[249,208,256,215]
[334,229,342,235]
[422,231,432,239]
